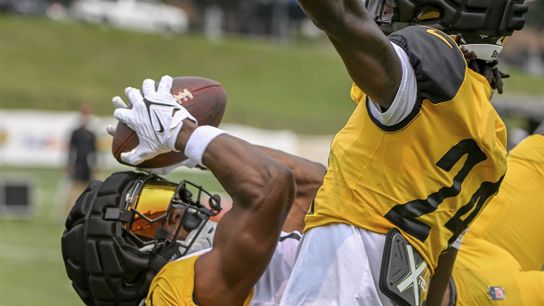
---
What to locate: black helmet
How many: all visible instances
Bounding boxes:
[61,171,221,305]
[365,0,528,60]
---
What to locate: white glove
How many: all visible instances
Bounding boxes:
[113,75,196,166]
[106,96,127,135]
[107,123,197,174]
[107,99,198,174]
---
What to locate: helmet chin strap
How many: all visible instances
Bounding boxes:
[461,44,503,61]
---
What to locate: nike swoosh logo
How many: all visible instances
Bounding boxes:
[144,98,177,134]
[152,111,165,133]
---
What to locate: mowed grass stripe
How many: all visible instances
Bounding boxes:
[0,244,61,263]
[0,16,354,134]
[3,16,541,134]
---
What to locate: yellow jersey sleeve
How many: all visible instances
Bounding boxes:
[350,83,365,105]
[145,253,255,306]
[146,255,200,306]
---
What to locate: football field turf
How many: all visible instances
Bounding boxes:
[1,16,542,135]
[1,14,542,306]
[0,166,223,306]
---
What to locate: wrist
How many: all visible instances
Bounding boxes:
[175,119,198,151]
[184,126,227,166]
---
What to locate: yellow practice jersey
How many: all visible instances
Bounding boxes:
[452,236,544,306]
[467,134,544,271]
[145,252,253,306]
[451,135,544,306]
[305,26,507,270]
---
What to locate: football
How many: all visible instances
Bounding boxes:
[112,76,227,168]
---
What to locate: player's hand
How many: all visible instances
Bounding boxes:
[105,96,128,136]
[106,121,198,174]
[112,75,196,166]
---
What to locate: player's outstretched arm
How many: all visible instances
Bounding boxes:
[175,121,296,305]
[298,0,401,108]
[256,145,326,232]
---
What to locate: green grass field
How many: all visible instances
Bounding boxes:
[0,14,543,306]
[1,16,543,134]
[0,16,345,305]
[0,15,356,134]
[0,166,224,306]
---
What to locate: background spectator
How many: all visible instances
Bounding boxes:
[64,103,97,215]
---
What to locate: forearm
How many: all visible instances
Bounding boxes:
[206,139,290,208]
[299,0,401,107]
[184,124,295,303]
[299,0,371,33]
[331,34,400,107]
[255,145,326,187]
[177,121,289,207]
[426,248,458,306]
[256,146,326,231]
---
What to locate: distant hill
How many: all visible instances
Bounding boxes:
[0,16,542,134]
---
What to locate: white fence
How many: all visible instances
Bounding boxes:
[0,109,332,169]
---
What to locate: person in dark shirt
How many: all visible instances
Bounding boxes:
[64,103,97,214]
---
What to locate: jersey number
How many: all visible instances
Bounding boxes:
[384,139,503,244]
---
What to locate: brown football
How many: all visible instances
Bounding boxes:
[112,76,227,168]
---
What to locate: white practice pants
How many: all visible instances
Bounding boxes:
[279,224,394,306]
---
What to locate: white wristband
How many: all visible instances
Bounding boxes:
[184,126,226,166]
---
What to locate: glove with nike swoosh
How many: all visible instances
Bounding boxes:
[107,114,199,175]
[113,75,196,166]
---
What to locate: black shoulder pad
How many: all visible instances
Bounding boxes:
[389,26,466,104]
